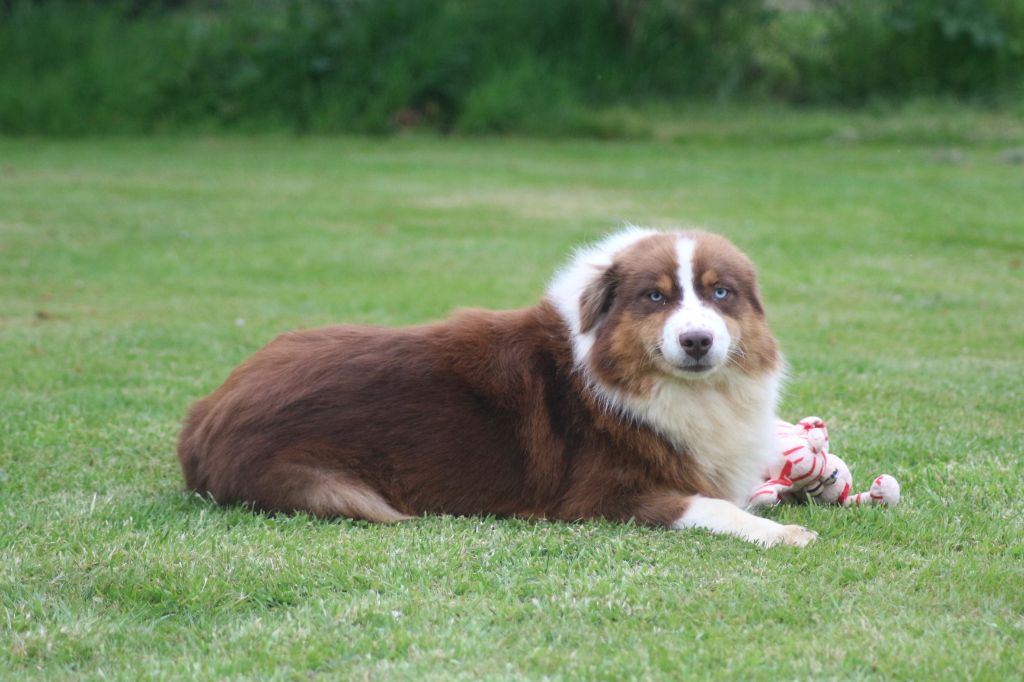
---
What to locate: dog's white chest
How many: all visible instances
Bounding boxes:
[618,373,780,505]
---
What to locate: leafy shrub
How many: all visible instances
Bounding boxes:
[759,0,1024,104]
[1,0,1022,135]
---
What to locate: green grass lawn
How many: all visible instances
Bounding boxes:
[2,116,1023,680]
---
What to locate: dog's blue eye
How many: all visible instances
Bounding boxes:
[713,287,729,300]
[648,291,664,303]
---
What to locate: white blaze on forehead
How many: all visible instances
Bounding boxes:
[675,237,697,307]
[659,236,731,370]
[548,226,658,365]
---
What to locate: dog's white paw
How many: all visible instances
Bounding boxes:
[674,496,818,548]
[775,524,818,548]
[749,521,817,548]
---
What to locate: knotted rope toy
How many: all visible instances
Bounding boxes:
[747,416,900,509]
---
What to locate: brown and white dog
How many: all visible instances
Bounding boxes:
[178,228,816,547]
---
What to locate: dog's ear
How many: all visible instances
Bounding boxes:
[579,265,618,334]
[747,266,769,317]
[748,283,765,316]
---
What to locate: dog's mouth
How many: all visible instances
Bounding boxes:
[652,347,720,377]
[673,359,720,376]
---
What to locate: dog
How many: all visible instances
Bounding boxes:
[177,228,816,547]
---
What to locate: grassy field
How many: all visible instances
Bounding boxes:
[2,115,1023,679]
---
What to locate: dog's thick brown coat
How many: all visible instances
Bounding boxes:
[178,302,724,524]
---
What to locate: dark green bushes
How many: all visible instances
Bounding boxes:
[756,0,1024,103]
[1,0,1022,135]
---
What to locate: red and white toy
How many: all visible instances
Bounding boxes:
[747,416,900,509]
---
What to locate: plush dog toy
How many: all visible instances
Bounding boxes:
[747,417,900,509]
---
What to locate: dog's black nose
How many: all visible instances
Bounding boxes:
[679,331,713,359]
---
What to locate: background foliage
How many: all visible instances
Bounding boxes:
[2,0,1024,135]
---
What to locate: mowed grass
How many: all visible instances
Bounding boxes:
[1,118,1023,680]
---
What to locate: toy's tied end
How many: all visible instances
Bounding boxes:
[871,474,900,506]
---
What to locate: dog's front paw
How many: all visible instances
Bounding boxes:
[776,524,818,547]
[750,521,817,548]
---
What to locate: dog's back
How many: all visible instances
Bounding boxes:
[177,307,578,521]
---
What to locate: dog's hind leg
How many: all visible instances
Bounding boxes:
[249,457,413,523]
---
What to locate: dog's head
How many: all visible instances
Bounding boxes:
[549,228,779,396]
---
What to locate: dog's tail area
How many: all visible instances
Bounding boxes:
[177,398,212,493]
[256,459,415,523]
[178,399,412,523]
